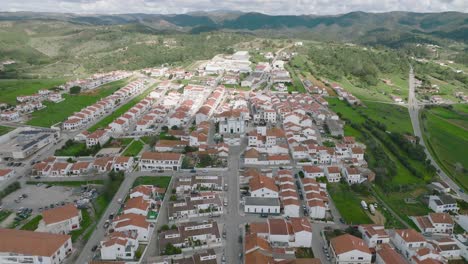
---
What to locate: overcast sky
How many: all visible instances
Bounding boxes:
[0,0,467,15]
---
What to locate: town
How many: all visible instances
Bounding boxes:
[0,41,467,264]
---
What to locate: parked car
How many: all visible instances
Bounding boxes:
[260,213,268,218]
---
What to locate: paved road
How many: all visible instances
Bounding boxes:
[407,67,468,201]
[74,173,138,264]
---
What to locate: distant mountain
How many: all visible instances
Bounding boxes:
[0,11,466,45]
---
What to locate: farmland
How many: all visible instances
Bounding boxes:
[422,105,468,191]
[27,78,129,127]
[0,78,65,105]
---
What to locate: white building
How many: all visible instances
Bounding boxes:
[0,228,72,264]
[244,197,280,215]
[139,152,183,171]
[100,231,139,260]
[429,195,459,213]
[37,204,82,235]
[392,229,427,259]
[330,234,372,264]
[358,225,390,248]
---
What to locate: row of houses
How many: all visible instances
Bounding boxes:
[331,83,361,105]
[326,224,466,264]
[63,80,146,131]
[244,217,319,264]
[60,71,131,91]
[100,184,166,260]
[32,156,134,176]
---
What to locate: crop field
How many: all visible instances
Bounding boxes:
[27,78,129,127]
[423,106,468,191]
[0,78,65,105]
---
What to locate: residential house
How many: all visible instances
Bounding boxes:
[139,152,183,171]
[392,229,427,259]
[112,213,153,242]
[412,213,454,235]
[0,169,15,180]
[0,228,72,264]
[100,231,139,260]
[429,195,459,213]
[376,244,409,264]
[358,224,390,248]
[330,234,372,264]
[37,204,82,235]
[113,156,134,172]
[325,166,341,183]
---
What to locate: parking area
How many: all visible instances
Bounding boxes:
[1,184,79,212]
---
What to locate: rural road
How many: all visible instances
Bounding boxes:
[407,66,468,202]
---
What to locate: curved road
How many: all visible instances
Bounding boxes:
[408,66,468,202]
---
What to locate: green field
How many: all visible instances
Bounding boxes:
[122,140,144,157]
[27,78,129,127]
[0,79,65,105]
[328,183,373,224]
[0,126,14,136]
[133,176,171,189]
[88,84,153,132]
[327,96,434,227]
[328,97,413,134]
[422,106,468,191]
[20,215,42,231]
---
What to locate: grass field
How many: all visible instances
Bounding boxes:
[328,97,413,134]
[327,96,434,227]
[27,78,129,127]
[422,106,468,191]
[0,78,65,105]
[20,215,42,231]
[328,183,373,224]
[0,126,14,136]
[122,140,144,157]
[88,84,153,132]
[55,141,87,156]
[133,176,171,189]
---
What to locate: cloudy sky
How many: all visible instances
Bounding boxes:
[0,0,467,15]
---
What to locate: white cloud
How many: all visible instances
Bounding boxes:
[0,0,467,15]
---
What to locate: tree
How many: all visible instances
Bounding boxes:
[163,243,182,255]
[70,86,81,94]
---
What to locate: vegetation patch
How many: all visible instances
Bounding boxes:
[55,140,101,157]
[422,106,468,191]
[20,215,42,231]
[0,78,65,105]
[122,140,144,157]
[133,176,171,189]
[27,78,128,127]
[0,126,14,136]
[328,183,373,225]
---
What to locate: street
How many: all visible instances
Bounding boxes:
[408,67,468,202]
